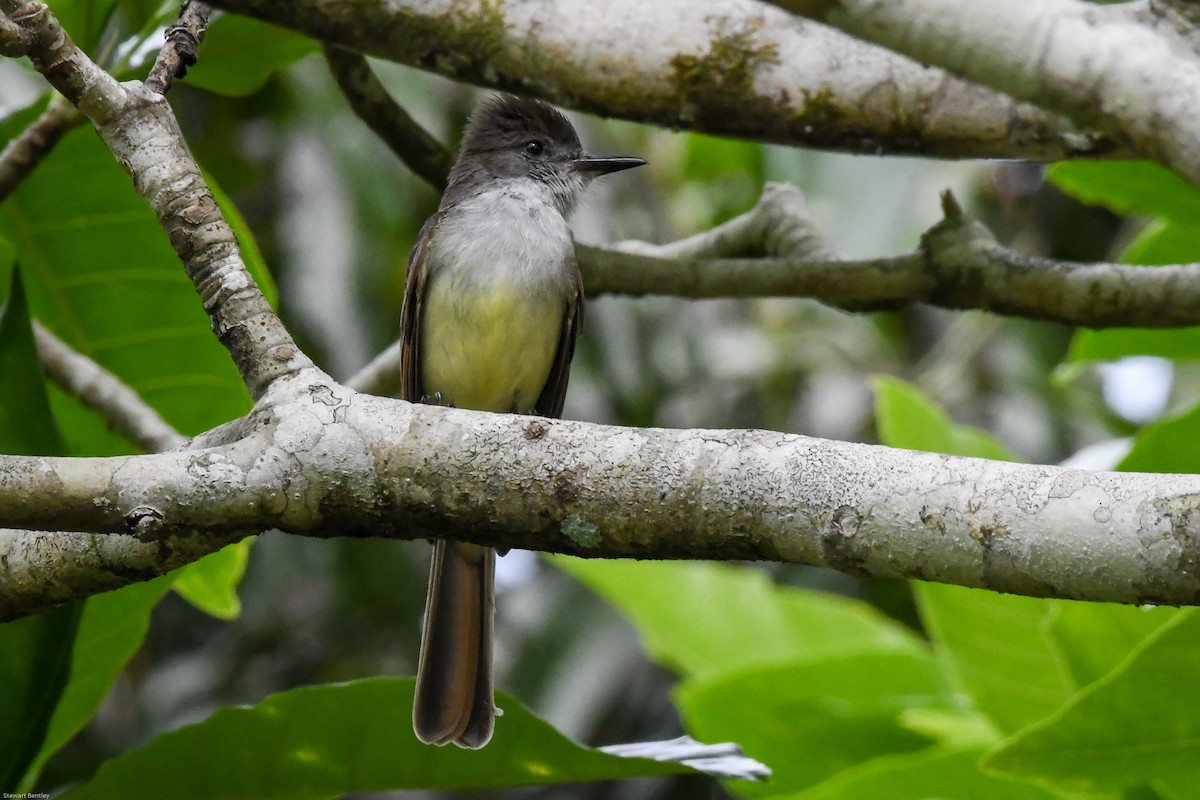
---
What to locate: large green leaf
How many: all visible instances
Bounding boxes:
[0,264,78,788]
[872,375,1013,461]
[184,14,316,96]
[0,124,275,441]
[1047,602,1178,688]
[558,558,924,681]
[0,605,82,789]
[20,577,174,790]
[1048,161,1200,223]
[0,265,67,456]
[61,678,694,799]
[914,583,1075,735]
[677,653,954,797]
[985,610,1200,792]
[784,747,1063,800]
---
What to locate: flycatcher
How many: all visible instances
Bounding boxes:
[402,95,645,748]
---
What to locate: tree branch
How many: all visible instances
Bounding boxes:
[322,45,452,190]
[5,0,1199,634]
[0,97,80,203]
[345,340,402,398]
[3,375,1200,619]
[33,322,185,453]
[145,0,215,95]
[0,0,312,399]
[206,0,1124,162]
[774,0,1200,184]
[579,184,1200,328]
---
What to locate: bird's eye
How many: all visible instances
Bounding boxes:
[524,140,544,156]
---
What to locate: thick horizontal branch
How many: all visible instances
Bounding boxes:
[0,1,311,399]
[776,0,1200,184]
[2,368,1200,619]
[207,0,1123,161]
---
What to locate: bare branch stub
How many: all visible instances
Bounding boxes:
[145,1,215,95]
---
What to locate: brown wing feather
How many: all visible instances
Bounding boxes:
[400,212,444,403]
[533,264,583,418]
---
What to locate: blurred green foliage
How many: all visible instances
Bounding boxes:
[2,1,1200,798]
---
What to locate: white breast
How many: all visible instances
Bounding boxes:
[419,181,577,412]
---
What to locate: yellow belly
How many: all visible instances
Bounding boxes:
[420,281,563,413]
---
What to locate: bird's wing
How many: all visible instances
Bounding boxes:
[400,212,444,403]
[533,262,583,418]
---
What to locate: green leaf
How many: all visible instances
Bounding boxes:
[1068,326,1200,364]
[184,14,316,96]
[61,678,690,799]
[0,266,68,456]
[1048,161,1200,223]
[872,376,1014,461]
[914,583,1075,734]
[1117,402,1200,473]
[19,577,173,789]
[1122,219,1200,265]
[896,708,999,750]
[0,262,80,788]
[1048,603,1178,687]
[45,0,119,52]
[557,558,924,681]
[1157,769,1200,800]
[0,125,269,441]
[173,538,252,620]
[677,653,954,796]
[0,266,172,788]
[0,604,82,789]
[984,609,1200,791]
[784,747,1064,800]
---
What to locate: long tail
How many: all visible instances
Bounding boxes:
[413,540,496,748]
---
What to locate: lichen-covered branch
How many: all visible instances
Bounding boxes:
[34,322,185,453]
[3,374,1200,619]
[575,185,1200,328]
[774,0,1200,184]
[0,1,311,399]
[207,0,1121,161]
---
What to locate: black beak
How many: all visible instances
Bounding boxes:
[570,156,647,176]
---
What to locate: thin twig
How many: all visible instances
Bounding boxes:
[345,340,402,397]
[145,1,215,95]
[0,98,81,203]
[579,185,1200,329]
[34,322,185,453]
[322,45,452,189]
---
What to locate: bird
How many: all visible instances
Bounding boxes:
[401,94,645,748]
